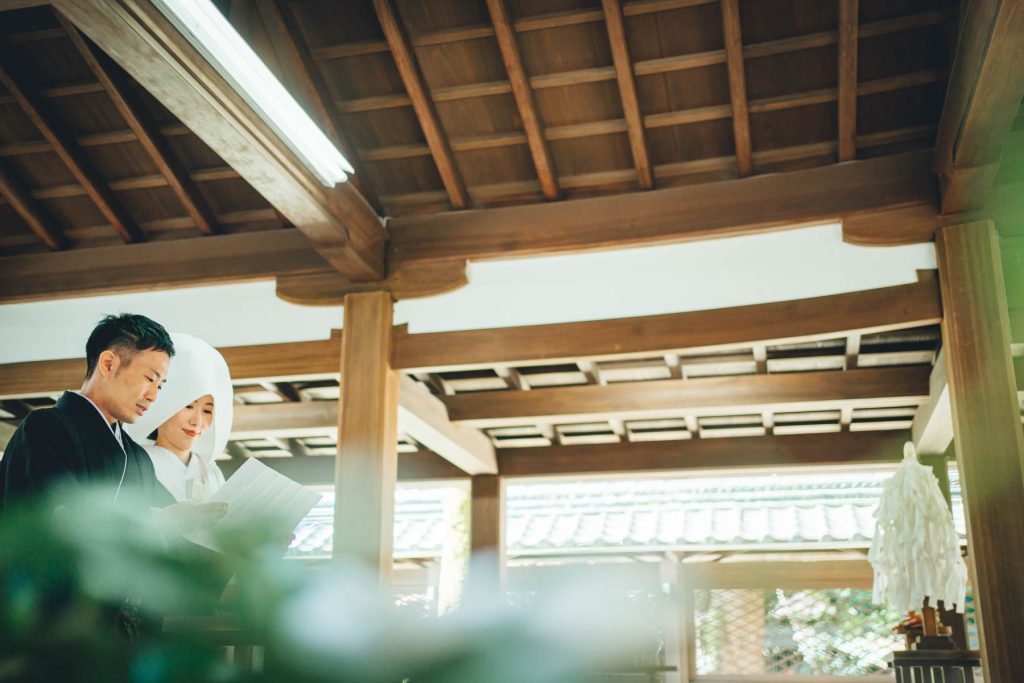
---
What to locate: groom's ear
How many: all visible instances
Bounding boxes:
[96,349,120,378]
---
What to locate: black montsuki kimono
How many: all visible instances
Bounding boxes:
[0,391,161,513]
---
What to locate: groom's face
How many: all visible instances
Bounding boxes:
[107,349,170,423]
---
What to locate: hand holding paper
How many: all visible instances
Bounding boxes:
[184,458,321,552]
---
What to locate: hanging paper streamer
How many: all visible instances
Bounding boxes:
[868,442,967,613]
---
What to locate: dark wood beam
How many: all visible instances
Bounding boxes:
[443,366,930,427]
[388,150,938,264]
[221,430,908,482]
[0,229,330,305]
[58,13,219,236]
[937,220,1024,681]
[498,430,908,477]
[275,260,468,306]
[372,0,469,209]
[0,60,141,243]
[397,375,497,475]
[0,282,940,397]
[0,159,67,250]
[837,0,859,162]
[231,376,496,476]
[602,0,652,189]
[253,0,383,214]
[720,0,752,176]
[933,0,1024,213]
[55,0,386,281]
[393,280,941,372]
[486,0,560,200]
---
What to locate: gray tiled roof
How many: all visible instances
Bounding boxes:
[288,470,966,559]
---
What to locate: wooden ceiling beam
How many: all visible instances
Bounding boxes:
[0,159,68,250]
[0,61,142,243]
[219,430,907,482]
[720,0,753,177]
[394,280,939,372]
[499,430,908,477]
[911,347,953,456]
[372,0,469,210]
[388,149,938,264]
[214,367,927,442]
[933,0,1024,213]
[441,366,931,427]
[230,376,496,475]
[397,375,497,475]
[603,0,653,189]
[486,0,560,200]
[58,14,219,236]
[0,281,939,398]
[55,0,386,281]
[0,228,330,306]
[252,0,383,214]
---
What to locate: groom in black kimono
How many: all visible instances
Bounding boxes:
[0,313,175,511]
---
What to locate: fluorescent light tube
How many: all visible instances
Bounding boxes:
[154,0,353,187]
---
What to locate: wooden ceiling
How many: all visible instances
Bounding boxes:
[0,5,288,255]
[231,0,955,215]
[0,0,956,258]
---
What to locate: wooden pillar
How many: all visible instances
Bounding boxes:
[921,448,968,650]
[469,474,506,591]
[332,291,399,580]
[937,220,1024,681]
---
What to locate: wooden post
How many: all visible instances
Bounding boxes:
[469,474,505,592]
[333,291,399,582]
[922,448,969,649]
[937,220,1024,681]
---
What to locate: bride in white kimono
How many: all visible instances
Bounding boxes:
[126,333,232,505]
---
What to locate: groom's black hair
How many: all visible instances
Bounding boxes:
[85,313,175,380]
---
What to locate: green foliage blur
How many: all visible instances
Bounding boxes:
[0,486,643,683]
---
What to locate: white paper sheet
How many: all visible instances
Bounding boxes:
[184,457,322,552]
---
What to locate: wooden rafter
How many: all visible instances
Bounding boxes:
[602,0,653,189]
[253,0,383,214]
[0,61,141,243]
[720,0,752,176]
[933,0,1024,213]
[0,159,67,250]
[57,14,219,236]
[485,0,560,200]
[361,68,946,176]
[440,366,930,427]
[388,150,938,264]
[325,9,950,115]
[837,0,859,162]
[372,0,469,209]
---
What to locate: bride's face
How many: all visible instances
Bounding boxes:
[157,394,214,453]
